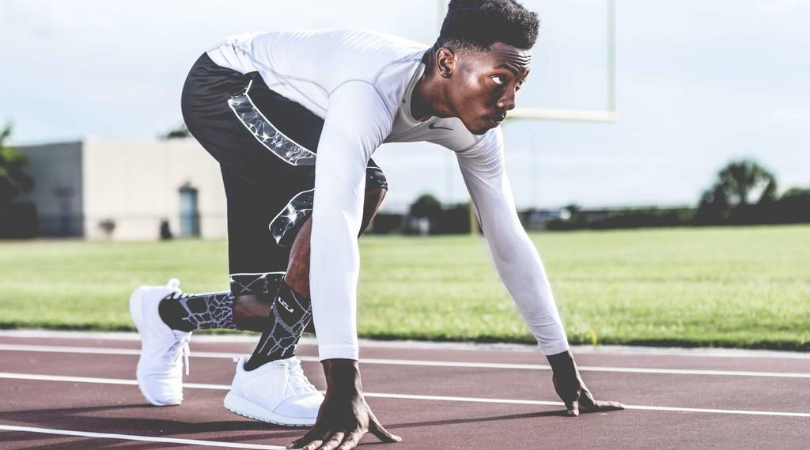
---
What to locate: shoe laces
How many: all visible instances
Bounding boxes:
[167,332,191,376]
[287,358,317,394]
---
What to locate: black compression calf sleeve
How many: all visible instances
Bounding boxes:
[243,279,312,371]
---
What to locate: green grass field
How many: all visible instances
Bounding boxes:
[1,225,808,351]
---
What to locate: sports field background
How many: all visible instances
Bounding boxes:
[1,225,808,351]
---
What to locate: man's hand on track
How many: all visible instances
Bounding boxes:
[288,359,401,450]
[547,350,625,417]
[552,373,625,417]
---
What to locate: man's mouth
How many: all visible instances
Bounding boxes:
[485,114,506,127]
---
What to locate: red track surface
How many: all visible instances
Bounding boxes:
[0,332,808,449]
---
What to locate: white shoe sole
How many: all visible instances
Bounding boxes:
[130,286,181,407]
[224,392,315,427]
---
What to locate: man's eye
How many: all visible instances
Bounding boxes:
[491,75,506,85]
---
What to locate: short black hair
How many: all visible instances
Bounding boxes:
[435,0,540,52]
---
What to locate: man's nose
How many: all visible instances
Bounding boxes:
[497,88,517,111]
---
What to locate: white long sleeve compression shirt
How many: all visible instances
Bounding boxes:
[206,28,570,360]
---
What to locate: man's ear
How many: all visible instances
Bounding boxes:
[436,47,456,78]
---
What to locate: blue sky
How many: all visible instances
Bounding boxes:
[1,0,808,211]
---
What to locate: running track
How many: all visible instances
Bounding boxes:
[1,331,808,449]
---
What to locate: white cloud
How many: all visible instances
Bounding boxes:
[758,0,802,13]
[0,1,116,39]
[766,108,810,127]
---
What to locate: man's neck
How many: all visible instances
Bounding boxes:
[410,50,453,121]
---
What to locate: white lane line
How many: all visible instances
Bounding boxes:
[0,372,227,391]
[1,372,808,419]
[363,392,810,418]
[4,330,809,359]
[0,344,142,356]
[0,423,286,449]
[2,343,809,379]
[313,356,810,379]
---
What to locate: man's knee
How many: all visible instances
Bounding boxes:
[283,187,386,298]
[287,219,312,298]
[286,260,310,299]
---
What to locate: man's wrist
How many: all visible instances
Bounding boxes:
[546,350,578,379]
[322,358,363,397]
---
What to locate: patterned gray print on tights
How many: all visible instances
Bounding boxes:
[227,79,316,167]
[174,292,237,330]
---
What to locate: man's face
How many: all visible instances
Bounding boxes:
[446,42,531,135]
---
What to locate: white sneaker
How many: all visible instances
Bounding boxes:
[224,356,323,426]
[129,279,192,406]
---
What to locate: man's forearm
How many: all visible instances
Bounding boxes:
[492,233,570,354]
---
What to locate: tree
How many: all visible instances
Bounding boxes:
[408,193,442,235]
[694,159,778,225]
[780,187,810,202]
[694,183,730,224]
[159,123,191,140]
[409,194,442,220]
[716,159,777,206]
[776,188,810,223]
[0,123,34,204]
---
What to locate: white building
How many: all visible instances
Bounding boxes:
[16,137,226,240]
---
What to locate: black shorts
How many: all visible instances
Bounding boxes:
[180,53,387,292]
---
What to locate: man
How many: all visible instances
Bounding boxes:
[130,0,623,448]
